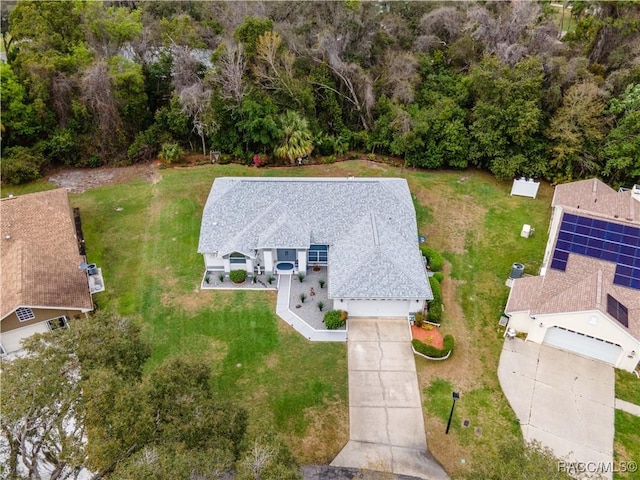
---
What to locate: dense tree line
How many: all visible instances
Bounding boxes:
[1,0,639,187]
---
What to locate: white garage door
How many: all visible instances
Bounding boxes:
[543,327,622,365]
[1,322,50,353]
[346,300,409,317]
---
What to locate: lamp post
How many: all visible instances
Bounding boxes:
[445,391,460,434]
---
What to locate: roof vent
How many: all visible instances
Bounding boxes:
[4,235,10,240]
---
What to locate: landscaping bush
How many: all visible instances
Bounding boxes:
[414,311,426,327]
[324,310,346,330]
[229,269,247,283]
[1,146,46,185]
[427,276,443,323]
[412,334,454,358]
[433,272,445,283]
[421,246,444,272]
[158,142,184,164]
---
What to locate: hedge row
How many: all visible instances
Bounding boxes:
[421,246,443,272]
[412,334,454,359]
[427,276,443,323]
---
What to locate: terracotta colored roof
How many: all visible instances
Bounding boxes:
[552,178,640,223]
[1,189,93,318]
[508,253,640,340]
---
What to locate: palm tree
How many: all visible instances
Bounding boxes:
[274,110,313,165]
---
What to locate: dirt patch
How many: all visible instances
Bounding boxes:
[414,184,486,253]
[48,162,161,193]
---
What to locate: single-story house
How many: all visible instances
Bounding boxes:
[1,189,95,354]
[505,179,640,372]
[198,177,433,317]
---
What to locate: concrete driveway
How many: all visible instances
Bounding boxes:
[498,338,615,479]
[331,318,449,480]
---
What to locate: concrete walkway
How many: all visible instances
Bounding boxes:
[615,398,640,417]
[331,318,449,480]
[498,338,614,479]
[275,274,347,342]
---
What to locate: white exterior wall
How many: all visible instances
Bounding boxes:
[1,321,50,353]
[507,309,640,372]
[540,206,564,275]
[263,250,274,275]
[297,249,307,273]
[204,253,225,270]
[338,299,423,317]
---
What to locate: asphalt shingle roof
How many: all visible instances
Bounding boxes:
[198,177,432,300]
[1,189,93,319]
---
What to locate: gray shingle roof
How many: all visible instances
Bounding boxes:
[198,177,432,300]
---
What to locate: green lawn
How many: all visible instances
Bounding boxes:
[8,161,638,475]
[71,165,349,463]
[614,410,640,480]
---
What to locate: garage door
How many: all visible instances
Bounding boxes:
[543,327,622,365]
[1,322,50,353]
[346,300,409,317]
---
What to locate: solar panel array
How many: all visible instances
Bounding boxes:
[550,213,640,290]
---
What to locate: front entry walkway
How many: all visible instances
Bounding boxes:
[331,318,449,480]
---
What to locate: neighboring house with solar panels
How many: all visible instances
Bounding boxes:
[505,179,640,372]
[198,177,433,317]
[1,189,95,355]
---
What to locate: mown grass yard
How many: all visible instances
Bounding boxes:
[4,160,639,476]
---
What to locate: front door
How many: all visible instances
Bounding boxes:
[277,249,296,261]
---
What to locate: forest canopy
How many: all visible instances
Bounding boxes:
[1,0,639,187]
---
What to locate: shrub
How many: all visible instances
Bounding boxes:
[158,142,184,164]
[433,272,445,283]
[297,272,306,282]
[324,310,346,330]
[1,147,45,185]
[218,272,225,282]
[412,334,454,358]
[317,301,325,311]
[421,246,444,272]
[252,153,269,167]
[427,276,443,323]
[266,275,275,284]
[229,269,247,283]
[319,279,325,289]
[414,311,426,328]
[339,310,348,322]
[299,293,307,303]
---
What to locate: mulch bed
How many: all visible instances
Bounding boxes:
[411,324,444,350]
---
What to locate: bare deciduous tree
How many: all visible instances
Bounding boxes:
[51,73,75,127]
[418,6,465,47]
[214,41,247,106]
[381,51,419,105]
[314,30,375,131]
[81,60,122,148]
[178,81,214,155]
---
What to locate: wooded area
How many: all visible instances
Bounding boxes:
[1,0,639,187]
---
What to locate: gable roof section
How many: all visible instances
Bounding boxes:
[553,178,640,223]
[1,189,93,319]
[199,177,431,300]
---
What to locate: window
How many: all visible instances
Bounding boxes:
[229,252,246,264]
[607,294,629,327]
[47,316,68,331]
[16,307,35,322]
[308,245,328,263]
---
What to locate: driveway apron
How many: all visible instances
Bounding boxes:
[331,318,449,480]
[498,338,615,479]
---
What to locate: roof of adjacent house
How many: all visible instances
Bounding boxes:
[552,178,640,223]
[198,177,432,300]
[1,189,93,319]
[506,255,640,340]
[507,178,640,340]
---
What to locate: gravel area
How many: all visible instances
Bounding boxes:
[288,268,338,330]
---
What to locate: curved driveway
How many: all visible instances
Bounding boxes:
[331,318,449,480]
